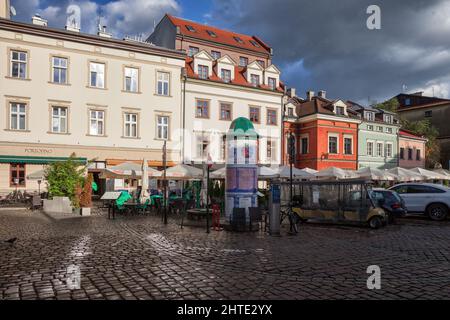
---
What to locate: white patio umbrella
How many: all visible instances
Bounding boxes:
[434,168,450,177]
[140,159,150,203]
[409,167,450,180]
[315,167,357,180]
[387,167,425,182]
[210,166,278,179]
[157,164,204,180]
[356,167,396,181]
[100,162,160,179]
[276,166,316,179]
[27,169,46,180]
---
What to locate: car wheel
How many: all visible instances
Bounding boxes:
[369,216,383,229]
[427,204,448,221]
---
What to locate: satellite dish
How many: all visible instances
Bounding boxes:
[10,6,17,17]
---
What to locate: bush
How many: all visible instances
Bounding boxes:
[45,154,85,206]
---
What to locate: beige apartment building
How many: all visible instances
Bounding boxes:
[0,10,186,194]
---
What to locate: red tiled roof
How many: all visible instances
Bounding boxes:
[399,129,427,140]
[184,58,283,93]
[166,15,271,55]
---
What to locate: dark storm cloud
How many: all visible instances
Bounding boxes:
[209,0,450,103]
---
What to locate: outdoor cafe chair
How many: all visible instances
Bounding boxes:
[231,208,246,232]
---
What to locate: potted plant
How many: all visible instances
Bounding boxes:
[79,174,93,216]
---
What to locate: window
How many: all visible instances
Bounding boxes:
[425,110,432,118]
[89,62,105,88]
[52,57,68,84]
[188,46,199,57]
[221,69,231,83]
[376,143,383,157]
[124,113,138,138]
[250,74,260,87]
[404,185,446,194]
[207,30,217,37]
[52,106,68,133]
[249,107,260,123]
[10,164,25,187]
[365,112,374,121]
[239,56,248,66]
[344,137,352,155]
[367,125,374,131]
[157,116,169,140]
[267,109,277,125]
[10,102,26,131]
[301,137,308,154]
[267,139,276,162]
[186,25,196,32]
[288,107,294,117]
[408,148,413,160]
[157,71,170,96]
[249,40,260,47]
[416,149,421,161]
[220,103,232,121]
[386,127,393,134]
[328,136,338,154]
[405,98,411,106]
[220,136,226,161]
[367,141,374,156]
[196,100,209,118]
[124,67,139,92]
[211,50,221,60]
[89,110,105,136]
[234,36,244,44]
[400,147,405,159]
[268,77,277,90]
[384,115,393,124]
[257,60,265,68]
[386,143,393,157]
[10,50,27,79]
[336,106,345,115]
[196,135,210,158]
[198,65,209,79]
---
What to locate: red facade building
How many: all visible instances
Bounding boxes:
[283,92,361,170]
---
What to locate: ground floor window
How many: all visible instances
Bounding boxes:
[10,163,26,187]
[328,135,338,154]
[400,147,404,159]
[344,137,353,155]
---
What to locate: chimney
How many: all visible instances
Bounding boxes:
[318,90,326,99]
[32,14,48,26]
[287,88,296,98]
[306,90,315,101]
[1,0,11,19]
[98,25,112,38]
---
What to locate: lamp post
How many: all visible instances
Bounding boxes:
[37,179,42,195]
[206,153,213,234]
[288,132,295,207]
[163,140,168,225]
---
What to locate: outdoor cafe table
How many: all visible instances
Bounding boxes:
[186,208,210,220]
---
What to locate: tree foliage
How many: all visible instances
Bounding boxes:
[45,153,85,206]
[372,98,399,112]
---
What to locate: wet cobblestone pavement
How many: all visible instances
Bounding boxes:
[1,209,450,300]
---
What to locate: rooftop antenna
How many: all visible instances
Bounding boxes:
[432,86,435,97]
[402,84,408,93]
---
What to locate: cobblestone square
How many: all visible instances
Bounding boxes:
[1,209,449,300]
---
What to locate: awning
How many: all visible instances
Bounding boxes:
[0,155,88,165]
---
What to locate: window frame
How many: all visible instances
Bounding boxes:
[343,135,353,155]
[9,101,28,131]
[220,69,232,83]
[123,66,140,93]
[51,55,69,85]
[195,99,210,119]
[249,106,261,124]
[9,49,29,79]
[156,71,171,96]
[250,74,260,87]
[211,50,221,60]
[376,142,384,157]
[123,112,139,138]
[268,77,277,90]
[10,163,26,188]
[188,46,199,57]
[156,115,170,140]
[88,61,106,89]
[88,109,106,136]
[328,133,339,154]
[51,105,69,134]
[367,141,374,156]
[266,109,278,126]
[385,142,393,158]
[300,135,309,155]
[239,56,248,67]
[198,64,209,79]
[219,102,233,121]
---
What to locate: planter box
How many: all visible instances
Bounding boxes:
[80,207,91,216]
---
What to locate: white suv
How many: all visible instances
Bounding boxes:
[389,183,450,221]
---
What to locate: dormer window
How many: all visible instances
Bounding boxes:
[288,107,294,117]
[239,57,248,66]
[198,65,209,79]
[384,114,393,124]
[268,77,277,90]
[211,51,221,60]
[365,111,375,121]
[186,25,196,32]
[250,40,260,47]
[250,74,260,87]
[188,46,199,57]
[234,36,244,44]
[221,69,231,83]
[257,60,265,68]
[335,106,345,115]
[207,30,217,37]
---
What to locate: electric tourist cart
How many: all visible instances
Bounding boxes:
[287,180,388,229]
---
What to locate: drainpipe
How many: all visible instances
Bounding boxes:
[181,69,187,164]
[281,87,287,166]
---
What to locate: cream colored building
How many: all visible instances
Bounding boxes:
[183,51,283,165]
[0,12,185,194]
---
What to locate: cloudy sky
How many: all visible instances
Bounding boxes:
[10,0,450,104]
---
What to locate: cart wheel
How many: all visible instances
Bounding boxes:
[369,216,382,229]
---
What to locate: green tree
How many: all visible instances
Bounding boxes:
[45,153,85,206]
[372,98,399,112]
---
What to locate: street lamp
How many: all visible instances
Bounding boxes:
[206,154,213,234]
[163,140,168,225]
